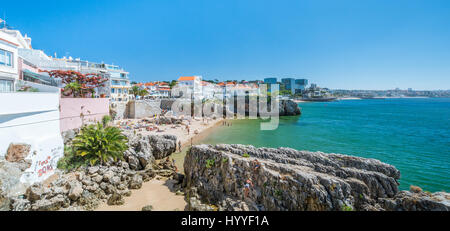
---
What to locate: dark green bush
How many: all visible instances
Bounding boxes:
[72,123,128,166]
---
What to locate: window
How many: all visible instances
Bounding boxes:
[0,49,13,67]
[0,79,13,92]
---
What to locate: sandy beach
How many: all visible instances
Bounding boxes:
[96,178,187,211]
[116,116,224,150]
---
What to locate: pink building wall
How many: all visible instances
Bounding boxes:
[60,98,110,132]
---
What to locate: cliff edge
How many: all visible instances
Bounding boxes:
[183,144,449,211]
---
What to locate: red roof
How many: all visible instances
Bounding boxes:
[178,76,197,81]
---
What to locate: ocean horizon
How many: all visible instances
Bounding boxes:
[199,98,450,192]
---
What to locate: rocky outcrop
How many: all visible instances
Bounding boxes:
[5,161,157,211]
[148,135,177,159]
[0,127,179,211]
[183,144,448,211]
[61,129,80,145]
[0,147,35,211]
[0,188,10,211]
[233,99,301,117]
[378,191,450,211]
[279,100,301,116]
[0,161,30,198]
[144,116,183,125]
[123,132,177,170]
[5,144,31,162]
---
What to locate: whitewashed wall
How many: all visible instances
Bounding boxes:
[0,32,19,78]
[0,92,64,185]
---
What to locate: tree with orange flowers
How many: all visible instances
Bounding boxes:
[42,70,108,98]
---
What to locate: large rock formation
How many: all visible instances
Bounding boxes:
[378,191,450,211]
[183,144,449,211]
[279,100,301,116]
[234,99,301,117]
[123,132,177,170]
[0,161,30,199]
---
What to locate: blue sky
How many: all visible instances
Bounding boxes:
[3,0,450,90]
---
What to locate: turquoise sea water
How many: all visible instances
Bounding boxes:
[200,98,450,192]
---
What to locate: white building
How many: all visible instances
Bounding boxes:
[176,76,203,99]
[18,49,132,101]
[201,81,223,100]
[2,26,131,101]
[0,29,20,92]
[218,82,260,98]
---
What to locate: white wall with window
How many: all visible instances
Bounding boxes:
[0,79,14,92]
[0,49,13,67]
[0,30,20,92]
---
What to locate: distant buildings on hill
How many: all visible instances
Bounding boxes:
[133,76,312,100]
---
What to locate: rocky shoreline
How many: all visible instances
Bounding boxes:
[0,132,182,211]
[183,144,450,211]
[1,128,448,211]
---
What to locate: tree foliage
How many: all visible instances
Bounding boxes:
[43,70,108,97]
[130,85,141,98]
[72,123,128,166]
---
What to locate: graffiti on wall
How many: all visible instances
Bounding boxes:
[20,139,64,184]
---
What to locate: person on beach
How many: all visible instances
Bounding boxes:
[178,141,182,152]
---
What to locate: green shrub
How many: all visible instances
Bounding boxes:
[342,204,353,211]
[242,153,250,158]
[205,159,215,168]
[222,158,228,163]
[275,189,283,198]
[102,115,112,127]
[72,123,128,166]
[57,146,86,171]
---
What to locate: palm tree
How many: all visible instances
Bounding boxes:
[130,85,141,99]
[72,123,128,166]
[138,89,149,98]
[63,82,81,97]
[169,80,177,89]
